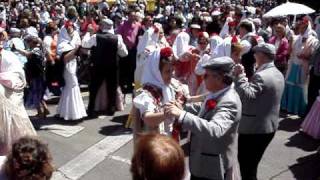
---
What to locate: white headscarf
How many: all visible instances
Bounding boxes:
[0,50,26,90]
[219,16,233,39]
[137,26,159,55]
[141,48,175,103]
[172,32,190,59]
[57,26,81,55]
[135,24,165,83]
[137,23,167,55]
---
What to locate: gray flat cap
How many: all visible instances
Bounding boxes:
[202,56,235,73]
[10,28,21,34]
[100,18,113,26]
[190,24,201,29]
[253,43,276,56]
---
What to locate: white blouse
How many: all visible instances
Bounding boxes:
[133,80,189,135]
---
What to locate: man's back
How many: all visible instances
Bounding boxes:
[92,32,118,67]
[238,64,285,134]
[186,88,242,179]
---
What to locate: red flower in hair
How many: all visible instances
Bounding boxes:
[228,21,237,27]
[160,47,173,58]
[302,16,309,25]
[206,99,217,111]
[198,32,209,39]
[64,20,74,28]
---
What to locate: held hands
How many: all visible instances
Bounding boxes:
[297,52,311,61]
[164,102,183,119]
[233,64,245,77]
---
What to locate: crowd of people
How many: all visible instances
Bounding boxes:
[0,0,320,179]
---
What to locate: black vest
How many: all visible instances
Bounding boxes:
[91,32,118,68]
[241,35,257,79]
[241,49,255,79]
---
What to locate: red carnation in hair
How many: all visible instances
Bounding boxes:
[198,32,209,39]
[153,25,159,34]
[64,20,74,28]
[302,16,309,25]
[228,21,237,27]
[198,31,204,37]
[160,47,173,58]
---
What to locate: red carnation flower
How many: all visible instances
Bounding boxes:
[228,21,237,27]
[160,47,173,59]
[302,16,309,25]
[64,20,74,28]
[198,32,209,39]
[231,35,238,44]
[206,99,217,110]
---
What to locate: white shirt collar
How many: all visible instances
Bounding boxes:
[205,85,231,101]
[102,28,114,34]
[256,62,274,73]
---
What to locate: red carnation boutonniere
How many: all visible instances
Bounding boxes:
[205,99,217,111]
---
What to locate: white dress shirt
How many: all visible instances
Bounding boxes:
[255,62,274,73]
[82,32,128,58]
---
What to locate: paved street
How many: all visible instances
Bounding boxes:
[27,93,320,180]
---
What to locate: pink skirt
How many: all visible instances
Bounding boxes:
[94,81,124,112]
[301,96,320,139]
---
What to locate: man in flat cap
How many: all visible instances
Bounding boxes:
[165,56,242,180]
[82,18,128,117]
[233,43,284,180]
